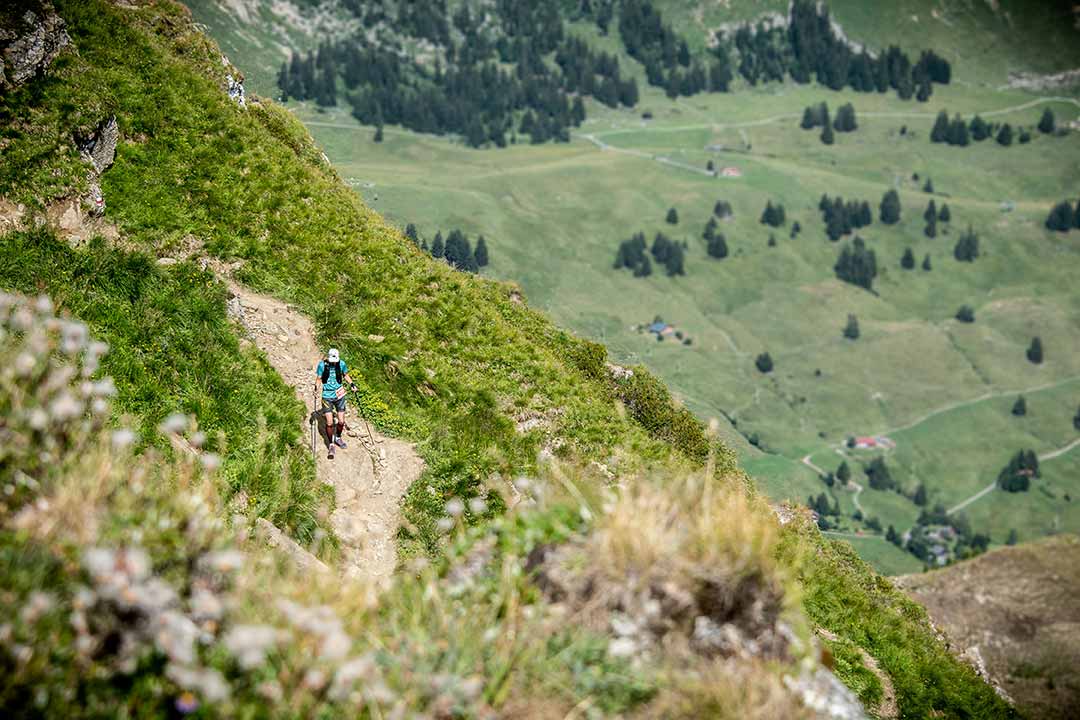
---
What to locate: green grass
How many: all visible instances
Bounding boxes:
[0,227,328,544]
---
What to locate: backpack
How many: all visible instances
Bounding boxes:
[321,361,342,384]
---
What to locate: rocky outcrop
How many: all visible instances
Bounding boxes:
[77,115,118,174]
[0,2,71,91]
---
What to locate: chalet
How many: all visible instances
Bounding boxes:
[721,167,742,177]
[647,322,676,337]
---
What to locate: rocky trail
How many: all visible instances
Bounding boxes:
[226,283,424,586]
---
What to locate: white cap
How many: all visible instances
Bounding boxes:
[327,348,339,363]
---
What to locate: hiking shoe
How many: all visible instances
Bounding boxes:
[327,445,335,460]
[334,436,348,449]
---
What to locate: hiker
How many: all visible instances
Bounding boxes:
[315,348,357,460]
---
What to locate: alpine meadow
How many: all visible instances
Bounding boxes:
[1,0,1078,718]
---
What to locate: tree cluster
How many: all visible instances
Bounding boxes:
[819,194,872,240]
[997,449,1040,492]
[865,456,894,491]
[760,200,787,227]
[1045,199,1080,232]
[807,492,840,517]
[733,1,949,99]
[923,199,950,238]
[413,228,489,273]
[953,226,979,262]
[702,218,729,259]
[834,237,877,291]
[930,111,1024,148]
[612,231,685,277]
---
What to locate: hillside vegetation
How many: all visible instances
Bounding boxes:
[190,0,1080,573]
[0,0,1022,716]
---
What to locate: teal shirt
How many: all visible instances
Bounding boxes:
[316,360,348,399]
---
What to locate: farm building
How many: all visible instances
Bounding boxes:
[721,167,742,177]
[647,322,676,337]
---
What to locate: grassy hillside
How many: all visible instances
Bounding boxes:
[0,0,1028,715]
[180,0,1080,572]
[896,534,1080,719]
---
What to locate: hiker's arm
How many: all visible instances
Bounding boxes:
[343,372,358,392]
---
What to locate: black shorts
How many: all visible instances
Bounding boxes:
[321,397,347,414]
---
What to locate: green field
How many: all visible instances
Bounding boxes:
[189,0,1080,572]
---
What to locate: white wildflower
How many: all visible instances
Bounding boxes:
[200,453,221,472]
[608,637,637,658]
[158,413,189,435]
[12,307,33,331]
[329,655,375,701]
[461,676,484,701]
[33,295,53,315]
[27,408,48,431]
[189,431,206,449]
[49,393,83,421]
[14,352,36,377]
[319,629,352,661]
[75,635,96,656]
[20,592,55,624]
[60,321,88,355]
[302,668,327,691]
[111,428,136,449]
[189,588,223,622]
[73,587,96,610]
[201,550,244,574]
[91,378,117,397]
[445,497,465,517]
[166,664,231,704]
[257,681,283,702]
[223,625,280,669]
[153,611,200,665]
[468,497,488,515]
[0,624,10,643]
[129,578,177,613]
[91,398,109,416]
[436,517,454,533]
[83,547,117,579]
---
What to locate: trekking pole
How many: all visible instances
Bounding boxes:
[310,384,317,460]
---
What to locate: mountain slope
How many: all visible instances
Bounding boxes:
[0,1,1014,716]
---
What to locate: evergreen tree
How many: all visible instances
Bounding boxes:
[953,226,979,262]
[1006,528,1018,546]
[996,123,1013,146]
[955,305,975,323]
[923,178,934,194]
[922,253,932,271]
[755,352,774,374]
[1076,199,1080,229]
[930,110,950,143]
[474,236,489,267]
[1026,337,1043,364]
[924,215,937,238]
[899,247,914,269]
[634,254,653,277]
[834,461,851,487]
[666,207,679,224]
[843,314,860,340]
[404,223,419,245]
[703,217,717,241]
[1045,201,1076,231]
[938,203,951,222]
[880,189,901,225]
[790,220,801,238]
[707,232,729,259]
[431,231,444,258]
[374,124,384,143]
[886,525,901,545]
[913,483,927,506]
[835,103,857,132]
[1019,128,1032,144]
[714,200,733,218]
[1073,405,1080,431]
[997,449,1040,492]
[866,456,895,490]
[1038,107,1055,134]
[969,115,989,141]
[800,105,817,130]
[924,200,937,223]
[1011,396,1026,417]
[834,237,878,291]
[665,243,686,276]
[821,112,835,145]
[948,115,970,146]
[767,233,777,247]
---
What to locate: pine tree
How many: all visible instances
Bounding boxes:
[666,207,679,224]
[922,253,932,271]
[755,352,774,374]
[886,525,900,545]
[801,105,817,130]
[996,123,1013,146]
[431,231,444,259]
[374,124,384,143]
[930,110,950,143]
[664,243,686,276]
[707,233,729,259]
[404,223,419,245]
[938,203,951,223]
[1073,405,1080,431]
[1045,201,1075,231]
[880,189,901,225]
[953,226,979,262]
[634,254,653,277]
[913,483,927,506]
[837,461,851,485]
[866,456,894,490]
[843,314,860,340]
[924,215,937,238]
[1038,107,1055,134]
[901,247,915,269]
[948,116,969,146]
[1027,337,1043,364]
[474,236,489,267]
[924,200,937,223]
[703,217,717,241]
[955,305,975,323]
[790,220,801,238]
[768,233,777,247]
[1011,396,1027,417]
[1006,528,1018,546]
[821,113,835,145]
[969,115,989,141]
[923,178,934,194]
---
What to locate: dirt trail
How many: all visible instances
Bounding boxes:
[227,283,424,586]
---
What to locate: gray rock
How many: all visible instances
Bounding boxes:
[78,115,119,174]
[255,518,329,575]
[0,5,71,90]
[785,668,868,720]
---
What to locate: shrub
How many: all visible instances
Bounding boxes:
[755,352,774,374]
[955,305,975,323]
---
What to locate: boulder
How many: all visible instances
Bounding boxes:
[78,115,119,174]
[0,3,71,91]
